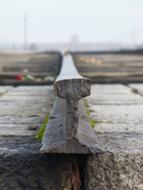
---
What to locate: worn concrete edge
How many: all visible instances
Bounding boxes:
[40,97,92,154]
[0,136,41,156]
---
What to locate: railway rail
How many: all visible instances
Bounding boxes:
[41,52,92,153]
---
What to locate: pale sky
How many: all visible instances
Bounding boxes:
[0,0,143,44]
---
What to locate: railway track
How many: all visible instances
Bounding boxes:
[73,51,143,83]
[0,51,62,85]
[0,51,143,189]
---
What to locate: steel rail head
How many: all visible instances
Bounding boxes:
[54,53,90,99]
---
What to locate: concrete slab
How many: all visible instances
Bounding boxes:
[90,105,143,125]
[5,86,53,96]
[0,124,35,136]
[83,84,143,153]
[89,94,143,105]
[88,84,143,105]
[91,84,132,95]
[0,86,12,96]
[84,84,143,190]
[0,86,53,137]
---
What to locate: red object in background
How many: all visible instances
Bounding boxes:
[16,74,23,81]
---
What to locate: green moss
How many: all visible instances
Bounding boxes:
[83,98,90,108]
[83,98,90,116]
[90,119,97,128]
[36,114,49,141]
[83,98,97,129]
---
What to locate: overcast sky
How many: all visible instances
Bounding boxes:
[0,0,143,44]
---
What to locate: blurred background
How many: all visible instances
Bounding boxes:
[0,0,143,84]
